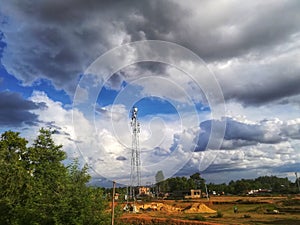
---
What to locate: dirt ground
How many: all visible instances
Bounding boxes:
[118,196,300,225]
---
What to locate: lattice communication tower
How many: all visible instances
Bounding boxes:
[130,106,141,198]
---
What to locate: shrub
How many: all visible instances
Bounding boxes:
[216,210,223,218]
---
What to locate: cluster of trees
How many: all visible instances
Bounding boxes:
[0,129,109,225]
[155,172,206,194]
[208,176,299,195]
[155,172,300,196]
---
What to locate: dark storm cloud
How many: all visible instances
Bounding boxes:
[221,68,300,106]
[278,94,300,107]
[176,161,249,176]
[117,0,300,61]
[196,117,291,151]
[116,156,127,161]
[224,118,282,144]
[174,163,198,177]
[46,121,71,136]
[273,162,300,173]
[0,91,46,126]
[202,163,248,174]
[1,0,300,105]
[106,62,168,90]
[1,0,113,94]
[45,121,62,131]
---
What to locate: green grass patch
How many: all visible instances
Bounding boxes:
[247,204,277,213]
[184,214,206,221]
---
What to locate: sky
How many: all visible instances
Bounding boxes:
[0,0,300,187]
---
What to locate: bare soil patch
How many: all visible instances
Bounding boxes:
[118,196,300,225]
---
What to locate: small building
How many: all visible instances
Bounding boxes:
[139,186,150,196]
[114,193,120,200]
[185,189,202,199]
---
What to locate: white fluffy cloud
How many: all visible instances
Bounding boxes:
[27,91,300,185]
[27,91,201,185]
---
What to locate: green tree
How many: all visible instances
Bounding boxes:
[0,129,110,225]
[20,128,68,224]
[190,172,205,189]
[55,160,109,225]
[0,131,30,225]
[233,179,251,194]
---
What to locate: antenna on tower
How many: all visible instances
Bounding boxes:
[130,106,141,199]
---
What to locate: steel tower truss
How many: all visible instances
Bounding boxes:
[130,106,141,198]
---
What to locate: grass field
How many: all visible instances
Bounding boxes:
[118,196,300,225]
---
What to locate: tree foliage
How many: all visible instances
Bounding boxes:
[155,171,298,196]
[0,129,110,225]
[156,172,206,193]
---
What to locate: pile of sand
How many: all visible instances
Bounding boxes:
[158,203,182,212]
[137,202,216,214]
[184,203,216,213]
[139,202,181,212]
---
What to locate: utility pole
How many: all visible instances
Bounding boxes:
[111,181,116,225]
[205,183,209,200]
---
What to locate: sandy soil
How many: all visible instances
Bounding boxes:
[118,196,300,225]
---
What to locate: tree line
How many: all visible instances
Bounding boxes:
[207,175,299,195]
[155,172,300,196]
[0,129,110,225]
